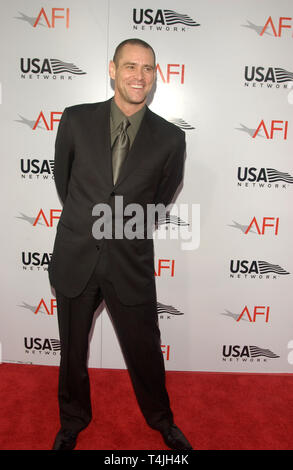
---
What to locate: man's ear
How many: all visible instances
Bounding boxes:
[109,60,116,80]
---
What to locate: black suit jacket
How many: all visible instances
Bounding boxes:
[48,99,185,305]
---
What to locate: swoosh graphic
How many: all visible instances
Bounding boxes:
[274,68,293,83]
[49,160,55,173]
[266,168,293,184]
[249,346,280,358]
[169,118,195,130]
[258,261,290,275]
[157,214,189,226]
[163,10,200,27]
[50,59,86,75]
[50,339,61,351]
[157,302,184,315]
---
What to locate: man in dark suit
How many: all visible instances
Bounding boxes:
[49,38,192,450]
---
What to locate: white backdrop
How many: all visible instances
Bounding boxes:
[1,0,293,373]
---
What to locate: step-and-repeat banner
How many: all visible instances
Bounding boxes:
[1,0,292,373]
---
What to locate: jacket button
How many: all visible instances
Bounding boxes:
[110,191,115,196]
[96,245,100,250]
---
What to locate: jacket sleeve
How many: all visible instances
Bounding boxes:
[153,131,186,209]
[54,108,74,204]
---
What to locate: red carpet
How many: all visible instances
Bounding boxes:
[0,363,293,450]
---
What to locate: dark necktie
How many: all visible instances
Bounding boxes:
[112,117,130,185]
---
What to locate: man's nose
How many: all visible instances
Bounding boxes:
[135,67,144,80]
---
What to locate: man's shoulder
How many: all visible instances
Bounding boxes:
[64,99,110,117]
[146,107,185,141]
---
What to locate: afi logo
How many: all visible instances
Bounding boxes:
[253,120,288,139]
[33,111,62,130]
[245,217,279,235]
[155,259,175,277]
[34,298,57,315]
[161,345,170,360]
[237,305,270,323]
[156,64,185,84]
[34,7,70,28]
[33,209,61,227]
[261,16,292,37]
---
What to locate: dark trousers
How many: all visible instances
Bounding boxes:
[55,254,173,434]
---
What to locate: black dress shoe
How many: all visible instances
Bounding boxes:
[52,429,78,450]
[161,424,193,450]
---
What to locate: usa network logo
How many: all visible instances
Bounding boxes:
[20,58,86,81]
[132,8,200,32]
[244,65,293,90]
[237,166,293,190]
[222,345,280,363]
[229,259,290,280]
[22,251,52,272]
[24,337,60,356]
[20,158,54,181]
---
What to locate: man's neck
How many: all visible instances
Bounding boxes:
[113,95,146,117]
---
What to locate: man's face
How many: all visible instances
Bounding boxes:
[109,44,156,113]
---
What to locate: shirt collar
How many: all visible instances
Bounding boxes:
[110,98,146,134]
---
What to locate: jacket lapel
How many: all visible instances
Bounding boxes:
[92,99,113,187]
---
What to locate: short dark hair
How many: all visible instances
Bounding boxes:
[113,38,156,67]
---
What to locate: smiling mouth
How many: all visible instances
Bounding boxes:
[131,85,144,89]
